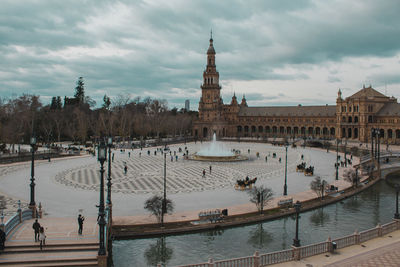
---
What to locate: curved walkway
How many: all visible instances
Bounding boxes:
[273,228,400,267]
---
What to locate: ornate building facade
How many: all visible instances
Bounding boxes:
[193,38,400,144]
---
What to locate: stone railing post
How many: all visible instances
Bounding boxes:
[395,218,400,230]
[253,251,260,267]
[208,257,214,267]
[377,223,382,237]
[354,230,360,244]
[292,246,301,261]
[327,236,333,253]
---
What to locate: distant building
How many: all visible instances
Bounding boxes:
[185,100,190,111]
[193,37,400,144]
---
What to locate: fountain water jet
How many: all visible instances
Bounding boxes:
[190,133,248,162]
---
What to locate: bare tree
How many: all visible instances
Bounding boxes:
[144,195,174,223]
[248,185,274,213]
[310,176,328,200]
[343,169,359,187]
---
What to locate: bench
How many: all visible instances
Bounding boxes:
[278,198,293,208]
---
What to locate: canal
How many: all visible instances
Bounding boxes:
[112,172,400,266]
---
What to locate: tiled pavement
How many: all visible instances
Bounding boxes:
[325,240,400,267]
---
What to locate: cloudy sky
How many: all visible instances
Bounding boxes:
[1,0,400,109]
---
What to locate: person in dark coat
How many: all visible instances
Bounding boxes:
[32,219,41,242]
[78,214,85,235]
[0,228,5,251]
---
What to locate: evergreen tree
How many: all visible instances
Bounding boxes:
[56,96,62,109]
[74,77,85,103]
[102,94,111,110]
[50,97,57,109]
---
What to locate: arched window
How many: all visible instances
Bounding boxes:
[348,117,352,123]
[354,116,359,123]
[368,116,373,123]
[396,129,400,139]
[316,127,321,135]
[251,126,256,133]
[348,128,352,138]
[280,126,285,134]
[244,126,249,132]
[330,127,335,136]
[258,126,263,133]
[294,127,299,134]
[354,128,358,138]
[237,126,242,133]
[342,116,346,122]
[266,126,270,133]
[388,129,393,139]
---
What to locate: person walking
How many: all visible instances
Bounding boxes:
[124,164,128,175]
[32,219,41,242]
[209,165,212,174]
[78,214,85,235]
[202,169,206,178]
[39,227,46,250]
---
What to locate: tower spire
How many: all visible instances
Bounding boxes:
[210,29,213,40]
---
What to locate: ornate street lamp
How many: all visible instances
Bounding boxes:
[283,143,288,196]
[344,139,347,167]
[293,201,301,247]
[394,184,400,220]
[106,137,113,206]
[161,144,170,226]
[335,139,340,180]
[97,141,107,255]
[29,136,37,213]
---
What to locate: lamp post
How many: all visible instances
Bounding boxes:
[394,184,400,220]
[106,137,112,206]
[336,139,340,180]
[29,136,37,214]
[344,139,347,167]
[293,201,301,247]
[97,141,107,256]
[161,144,170,226]
[283,143,288,196]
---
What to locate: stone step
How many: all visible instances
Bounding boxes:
[0,251,98,266]
[3,244,98,254]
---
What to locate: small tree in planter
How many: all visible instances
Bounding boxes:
[248,185,274,214]
[144,195,174,224]
[310,176,328,200]
[343,168,359,188]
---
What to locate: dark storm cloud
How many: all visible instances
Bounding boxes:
[0,0,399,107]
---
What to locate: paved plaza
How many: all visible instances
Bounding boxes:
[0,141,338,217]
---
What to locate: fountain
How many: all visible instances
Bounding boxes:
[190,133,248,162]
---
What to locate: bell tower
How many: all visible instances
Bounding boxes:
[198,33,223,122]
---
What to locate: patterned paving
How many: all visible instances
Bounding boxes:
[54,142,306,194]
[325,240,400,267]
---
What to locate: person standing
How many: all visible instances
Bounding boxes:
[78,214,85,235]
[32,219,41,242]
[39,227,46,250]
[202,169,206,178]
[124,164,128,175]
[209,165,212,174]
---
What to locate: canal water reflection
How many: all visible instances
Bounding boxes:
[113,172,400,267]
